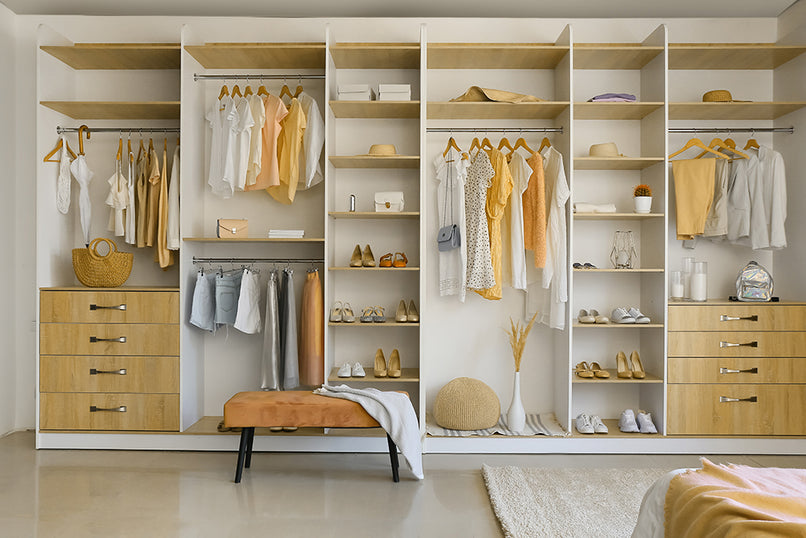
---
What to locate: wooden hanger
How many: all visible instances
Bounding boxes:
[723,137,736,149]
[43,137,77,163]
[481,137,493,151]
[469,136,482,154]
[443,136,462,158]
[257,81,269,97]
[511,137,534,155]
[77,125,90,156]
[280,83,294,100]
[244,83,253,97]
[148,137,154,152]
[668,137,729,160]
[294,80,304,97]
[164,136,168,154]
[231,84,243,98]
[744,136,760,150]
[696,137,749,160]
[538,136,551,153]
[127,136,133,163]
[497,137,514,153]
[218,84,230,100]
[116,137,123,162]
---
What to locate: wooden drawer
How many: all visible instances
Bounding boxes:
[40,290,179,324]
[40,393,179,431]
[667,384,806,435]
[668,357,806,383]
[40,356,179,393]
[40,323,179,356]
[668,304,806,332]
[668,331,806,358]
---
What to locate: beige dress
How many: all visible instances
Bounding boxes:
[155,145,174,269]
[298,269,324,387]
[135,147,148,248]
[247,94,287,191]
[145,147,161,247]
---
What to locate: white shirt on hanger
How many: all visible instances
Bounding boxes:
[232,96,255,191]
[167,146,180,250]
[296,91,325,190]
[234,268,262,334]
[434,147,470,301]
[503,151,530,291]
[757,145,787,249]
[56,135,71,214]
[105,160,128,237]
[726,157,751,243]
[245,94,265,188]
[207,95,237,198]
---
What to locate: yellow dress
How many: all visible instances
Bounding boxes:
[155,145,174,270]
[145,147,161,247]
[267,98,307,205]
[475,147,513,300]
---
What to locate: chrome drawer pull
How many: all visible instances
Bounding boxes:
[719,341,758,348]
[89,405,127,413]
[720,367,759,374]
[719,396,758,403]
[89,368,127,375]
[89,336,127,343]
[90,304,127,311]
[720,314,758,322]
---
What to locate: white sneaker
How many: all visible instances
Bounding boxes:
[611,307,636,324]
[627,307,650,324]
[337,363,352,378]
[619,409,640,433]
[590,415,609,434]
[575,413,594,434]
[637,411,658,434]
[352,362,366,377]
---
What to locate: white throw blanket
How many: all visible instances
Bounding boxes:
[314,384,424,480]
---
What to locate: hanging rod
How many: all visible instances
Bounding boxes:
[57,126,180,135]
[426,127,563,134]
[193,73,325,81]
[669,127,793,134]
[192,256,323,265]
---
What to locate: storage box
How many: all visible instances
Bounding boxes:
[338,84,374,101]
[378,84,411,101]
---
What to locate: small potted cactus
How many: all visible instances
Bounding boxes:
[633,184,652,214]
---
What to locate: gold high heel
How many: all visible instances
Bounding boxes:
[407,300,419,323]
[374,348,387,377]
[395,300,408,323]
[362,245,376,267]
[630,351,646,379]
[350,244,362,267]
[616,351,632,379]
[388,349,401,378]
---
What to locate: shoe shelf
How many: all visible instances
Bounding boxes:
[573,212,664,220]
[329,320,419,327]
[328,211,420,219]
[668,43,806,70]
[573,44,663,70]
[570,419,662,438]
[573,268,664,273]
[427,43,569,69]
[330,42,420,69]
[426,101,569,120]
[328,155,420,169]
[330,101,420,119]
[183,237,325,243]
[41,43,181,70]
[573,370,663,383]
[328,368,420,383]
[184,42,325,68]
[329,266,420,271]
[573,322,664,329]
[669,102,806,120]
[40,101,181,120]
[573,102,664,120]
[573,157,664,170]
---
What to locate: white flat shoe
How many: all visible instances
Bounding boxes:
[611,307,636,324]
[637,411,658,434]
[619,409,640,433]
[575,413,594,434]
[628,307,650,324]
[578,309,595,324]
[337,363,352,378]
[591,415,609,434]
[590,309,609,324]
[352,362,365,377]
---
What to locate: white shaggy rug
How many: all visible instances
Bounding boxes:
[482,465,669,538]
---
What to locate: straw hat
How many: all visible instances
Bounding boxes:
[364,144,399,156]
[589,142,625,158]
[702,90,750,103]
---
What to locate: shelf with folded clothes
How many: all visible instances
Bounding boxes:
[328,368,420,383]
[572,370,663,383]
[330,42,420,69]
[41,42,181,70]
[668,101,806,120]
[668,43,806,70]
[426,101,569,120]
[573,101,664,120]
[184,42,326,68]
[573,157,665,170]
[328,155,420,168]
[39,101,181,120]
[427,42,569,69]
[573,44,664,70]
[573,212,664,220]
[329,100,420,119]
[328,211,420,219]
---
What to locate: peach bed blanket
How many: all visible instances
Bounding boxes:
[665,458,806,537]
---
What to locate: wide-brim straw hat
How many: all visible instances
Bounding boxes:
[364,144,398,156]
[589,142,625,158]
[702,89,750,103]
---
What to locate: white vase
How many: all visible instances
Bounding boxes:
[507,371,526,433]
[634,196,652,214]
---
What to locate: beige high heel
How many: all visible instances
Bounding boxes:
[395,300,408,323]
[406,300,419,323]
[388,349,401,378]
[362,245,376,267]
[616,351,632,379]
[349,245,362,267]
[630,351,646,379]
[374,349,387,377]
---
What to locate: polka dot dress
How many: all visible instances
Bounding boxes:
[465,151,496,291]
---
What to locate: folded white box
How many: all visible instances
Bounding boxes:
[338,84,374,101]
[378,84,411,101]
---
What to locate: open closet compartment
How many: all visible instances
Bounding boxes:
[423,24,574,446]
[325,24,425,426]
[570,25,668,436]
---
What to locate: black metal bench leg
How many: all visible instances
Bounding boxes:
[234,428,250,483]
[386,434,400,483]
[244,427,255,468]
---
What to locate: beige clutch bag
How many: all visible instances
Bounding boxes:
[217,219,248,238]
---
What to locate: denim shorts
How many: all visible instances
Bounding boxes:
[190,272,216,332]
[215,271,243,326]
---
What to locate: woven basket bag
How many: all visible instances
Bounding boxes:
[72,238,133,288]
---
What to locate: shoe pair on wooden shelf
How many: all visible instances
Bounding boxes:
[573,361,610,379]
[350,244,376,267]
[374,348,401,378]
[329,301,356,323]
[379,252,408,268]
[337,362,366,378]
[616,351,646,379]
[394,300,419,323]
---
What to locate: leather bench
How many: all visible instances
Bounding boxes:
[223,391,401,483]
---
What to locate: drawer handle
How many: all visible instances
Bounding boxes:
[89,336,127,343]
[720,367,759,375]
[90,303,127,311]
[719,396,758,403]
[719,341,758,348]
[89,405,127,413]
[720,314,758,322]
[89,368,127,375]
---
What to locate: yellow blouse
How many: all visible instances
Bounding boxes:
[267,98,307,205]
[475,147,513,300]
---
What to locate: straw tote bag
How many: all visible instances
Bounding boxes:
[72,237,133,288]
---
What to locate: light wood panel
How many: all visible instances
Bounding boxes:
[328,211,419,219]
[427,101,568,119]
[668,43,806,70]
[669,102,806,120]
[668,357,806,384]
[330,43,419,69]
[40,356,179,393]
[41,43,181,69]
[329,267,419,272]
[40,101,180,120]
[573,44,663,69]
[667,384,806,435]
[427,43,568,69]
[329,319,419,327]
[330,100,419,119]
[182,237,324,242]
[40,290,179,324]
[668,304,806,332]
[184,42,325,68]
[329,155,420,168]
[668,332,806,358]
[573,157,664,170]
[40,323,180,356]
[574,102,663,120]
[573,212,664,219]
[328,368,419,383]
[40,393,179,431]
[572,369,662,383]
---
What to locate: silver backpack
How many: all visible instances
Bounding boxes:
[735,261,773,302]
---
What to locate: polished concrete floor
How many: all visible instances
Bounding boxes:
[3,431,806,537]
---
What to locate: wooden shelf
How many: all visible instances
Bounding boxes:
[184,42,325,68]
[183,237,324,243]
[329,319,419,327]
[573,268,664,273]
[40,101,180,120]
[573,44,663,70]
[330,43,419,69]
[570,419,662,438]
[573,322,663,328]
[329,267,419,271]
[574,102,663,120]
[574,157,664,170]
[184,416,323,436]
[669,102,806,120]
[41,43,180,70]
[329,211,419,219]
[668,43,806,70]
[328,368,419,383]
[329,155,419,169]
[427,101,569,119]
[427,43,569,69]
[573,369,662,383]
[330,100,419,119]
[574,212,664,220]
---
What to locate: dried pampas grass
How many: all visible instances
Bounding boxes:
[507,313,538,372]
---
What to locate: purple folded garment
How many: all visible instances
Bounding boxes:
[588,93,637,102]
